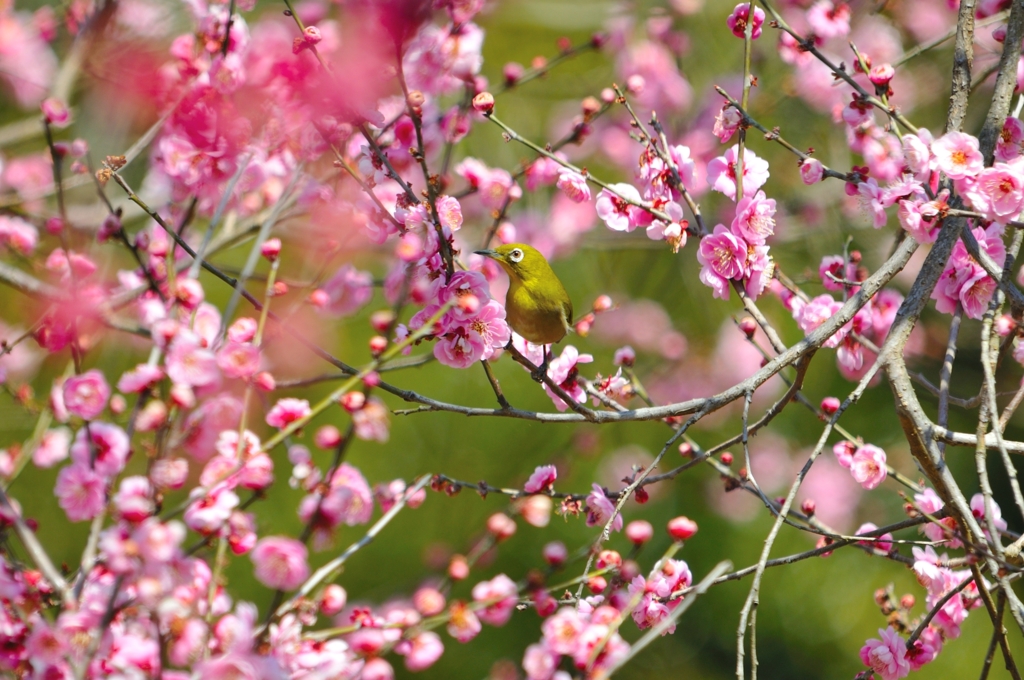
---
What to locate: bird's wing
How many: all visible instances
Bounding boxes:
[562,297,574,330]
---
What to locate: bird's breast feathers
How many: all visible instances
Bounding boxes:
[506,279,571,345]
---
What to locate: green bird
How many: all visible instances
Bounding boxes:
[475,243,573,377]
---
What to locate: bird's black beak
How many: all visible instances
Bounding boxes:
[474,249,499,259]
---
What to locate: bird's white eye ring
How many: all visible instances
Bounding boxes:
[509,248,524,263]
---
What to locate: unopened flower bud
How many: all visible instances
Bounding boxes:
[320,584,347,614]
[369,335,388,356]
[592,294,613,312]
[626,75,645,95]
[300,25,321,44]
[995,314,1015,337]
[821,396,840,415]
[472,92,494,114]
[261,238,281,261]
[503,62,524,85]
[45,217,64,235]
[370,310,395,333]
[633,486,649,504]
[557,36,572,52]
[314,425,342,449]
[253,371,275,391]
[363,371,381,388]
[801,498,816,517]
[868,63,894,87]
[581,96,601,116]
[339,392,366,413]
[900,594,915,609]
[720,452,734,465]
[596,549,621,570]
[486,512,517,540]
[448,555,469,580]
[309,289,329,307]
[110,394,127,415]
[613,345,635,366]
[738,316,757,338]
[542,541,567,566]
[587,575,607,593]
[98,214,121,242]
[406,89,425,109]
[600,87,616,103]
[678,442,693,457]
[625,520,653,545]
[41,98,70,127]
[667,516,698,541]
[531,55,547,70]
[413,586,446,616]
[272,281,289,296]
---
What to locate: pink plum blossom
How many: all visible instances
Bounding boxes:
[266,398,311,429]
[931,131,983,180]
[436,194,463,232]
[902,130,934,179]
[34,427,70,468]
[697,224,748,299]
[706,146,769,200]
[55,463,106,522]
[112,476,155,523]
[849,444,887,489]
[542,345,593,410]
[166,333,220,389]
[0,215,39,255]
[556,168,591,203]
[995,117,1024,162]
[856,522,893,554]
[62,369,110,420]
[447,601,482,643]
[731,190,776,243]
[712,106,742,143]
[807,1,851,39]
[800,158,824,184]
[860,626,910,680]
[216,342,261,379]
[595,183,644,232]
[184,484,239,534]
[319,265,373,317]
[471,574,518,626]
[726,3,765,39]
[585,483,622,532]
[116,364,164,393]
[69,421,130,478]
[251,536,310,590]
[353,397,390,442]
[796,295,845,348]
[403,631,444,671]
[524,465,557,493]
[857,179,888,228]
[962,163,1024,223]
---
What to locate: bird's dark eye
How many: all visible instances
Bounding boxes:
[509,249,524,263]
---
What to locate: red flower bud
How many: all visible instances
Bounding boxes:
[667,516,698,541]
[472,92,495,114]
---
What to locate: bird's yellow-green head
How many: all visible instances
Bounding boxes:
[473,243,550,283]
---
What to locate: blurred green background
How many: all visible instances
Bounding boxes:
[2,0,1023,678]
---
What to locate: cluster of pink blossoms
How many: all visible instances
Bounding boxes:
[850,489,1009,679]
